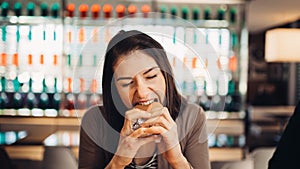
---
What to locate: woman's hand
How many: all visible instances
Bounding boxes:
[140,107,191,168]
[109,108,161,168]
[109,107,190,168]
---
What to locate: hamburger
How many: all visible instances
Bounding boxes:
[132,101,163,130]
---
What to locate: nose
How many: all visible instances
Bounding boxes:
[135,77,149,99]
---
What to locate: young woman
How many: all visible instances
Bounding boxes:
[79,30,210,169]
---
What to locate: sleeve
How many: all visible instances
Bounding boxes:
[78,106,116,169]
[184,106,211,169]
[268,101,300,169]
[78,127,107,169]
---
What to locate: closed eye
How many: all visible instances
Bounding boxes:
[121,81,133,87]
[146,74,157,79]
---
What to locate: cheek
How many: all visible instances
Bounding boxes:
[116,86,133,108]
[155,76,167,96]
[159,76,166,91]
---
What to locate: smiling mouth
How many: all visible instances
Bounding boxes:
[140,99,154,106]
[134,98,159,106]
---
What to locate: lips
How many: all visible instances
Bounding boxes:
[133,98,159,107]
[140,99,154,106]
[135,101,163,113]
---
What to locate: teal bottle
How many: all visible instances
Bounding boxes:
[40,3,48,17]
[51,3,60,18]
[1,2,9,17]
[160,6,167,19]
[170,6,177,19]
[217,8,225,20]
[26,78,37,109]
[192,8,199,21]
[0,77,9,110]
[12,78,23,109]
[229,7,237,24]
[14,2,22,17]
[181,6,189,20]
[26,2,35,16]
[39,79,49,109]
[204,7,211,20]
[52,78,61,110]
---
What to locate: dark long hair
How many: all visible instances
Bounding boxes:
[102,30,186,132]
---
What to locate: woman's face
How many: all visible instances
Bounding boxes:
[113,50,166,109]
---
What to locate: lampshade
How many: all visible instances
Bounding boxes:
[265,28,300,62]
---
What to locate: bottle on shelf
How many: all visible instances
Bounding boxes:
[79,4,88,19]
[200,81,211,111]
[217,63,229,96]
[40,3,48,17]
[64,3,75,59]
[204,7,211,20]
[181,6,189,20]
[51,3,60,18]
[26,2,35,16]
[224,79,234,112]
[192,7,200,21]
[208,134,245,148]
[1,2,9,18]
[141,4,151,18]
[116,4,125,18]
[128,5,137,17]
[12,77,23,110]
[38,78,49,110]
[103,4,113,43]
[91,4,101,19]
[217,7,225,20]
[62,77,75,116]
[50,77,61,115]
[25,78,38,115]
[0,53,6,77]
[88,79,101,107]
[103,4,112,19]
[77,78,87,110]
[170,6,177,19]
[216,134,228,147]
[66,3,75,18]
[229,7,237,25]
[160,6,167,19]
[0,77,9,114]
[14,2,22,17]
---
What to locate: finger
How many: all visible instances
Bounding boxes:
[160,107,175,124]
[129,125,166,138]
[141,126,168,137]
[147,107,175,128]
[121,109,147,136]
[149,107,165,117]
[130,127,149,138]
[122,109,152,133]
[137,135,162,145]
[149,125,179,148]
[140,116,170,129]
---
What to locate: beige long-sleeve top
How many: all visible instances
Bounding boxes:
[79,103,211,169]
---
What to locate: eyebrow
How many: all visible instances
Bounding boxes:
[116,66,159,82]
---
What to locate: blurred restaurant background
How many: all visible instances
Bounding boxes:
[0,0,299,169]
